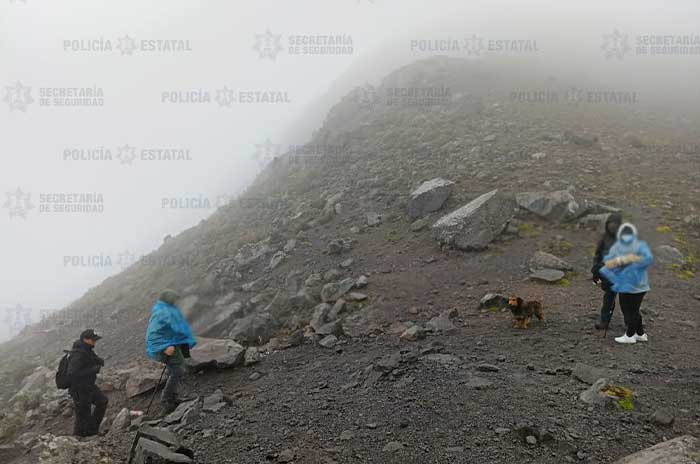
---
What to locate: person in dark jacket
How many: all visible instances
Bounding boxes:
[591,212,623,330]
[66,329,108,437]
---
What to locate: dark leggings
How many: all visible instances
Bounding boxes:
[600,289,617,323]
[619,292,646,337]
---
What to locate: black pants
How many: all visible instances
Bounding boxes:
[599,289,617,323]
[619,292,646,337]
[69,384,108,437]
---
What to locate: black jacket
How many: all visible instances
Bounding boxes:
[66,340,104,388]
[591,213,623,287]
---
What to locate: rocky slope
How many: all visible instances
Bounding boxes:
[1,56,699,463]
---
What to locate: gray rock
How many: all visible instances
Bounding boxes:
[383,441,404,452]
[525,435,537,445]
[339,258,354,269]
[202,390,227,413]
[347,292,368,301]
[110,408,130,433]
[432,189,516,251]
[529,268,565,282]
[124,366,165,398]
[479,293,508,309]
[323,268,343,282]
[611,435,700,463]
[234,240,271,266]
[367,212,383,226]
[196,301,247,338]
[410,217,431,232]
[355,275,368,288]
[656,245,684,265]
[319,335,338,348]
[328,238,353,255]
[268,251,285,270]
[476,364,500,373]
[651,408,675,426]
[309,303,332,331]
[684,214,700,227]
[407,178,455,219]
[400,325,424,341]
[579,213,611,231]
[227,312,280,345]
[579,378,615,406]
[278,449,296,463]
[572,363,607,385]
[187,337,246,370]
[328,299,346,320]
[516,190,582,222]
[244,347,263,366]
[317,319,343,337]
[163,399,200,425]
[321,278,355,302]
[529,251,573,271]
[132,438,193,463]
[426,310,457,333]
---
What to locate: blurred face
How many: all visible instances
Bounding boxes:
[607,221,620,235]
[83,338,97,347]
[620,233,635,244]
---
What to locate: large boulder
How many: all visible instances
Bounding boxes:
[408,178,455,219]
[612,436,700,464]
[10,366,52,401]
[516,190,582,222]
[123,366,166,398]
[194,302,247,337]
[227,312,280,345]
[187,337,245,370]
[432,189,516,251]
[529,251,573,271]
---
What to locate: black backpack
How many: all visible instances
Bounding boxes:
[55,351,72,389]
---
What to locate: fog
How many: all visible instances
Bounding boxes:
[2,0,699,341]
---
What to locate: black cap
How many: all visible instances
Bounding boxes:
[80,329,102,341]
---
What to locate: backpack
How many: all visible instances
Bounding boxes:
[55,351,72,389]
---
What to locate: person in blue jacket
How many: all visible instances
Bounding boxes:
[599,223,653,345]
[145,289,197,413]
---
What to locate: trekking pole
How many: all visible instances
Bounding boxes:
[145,366,167,417]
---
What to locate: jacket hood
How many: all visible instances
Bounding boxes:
[605,213,623,237]
[617,222,638,240]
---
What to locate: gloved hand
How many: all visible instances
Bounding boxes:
[96,357,105,367]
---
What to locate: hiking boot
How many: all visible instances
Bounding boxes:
[614,334,637,344]
[634,333,648,342]
[594,319,610,330]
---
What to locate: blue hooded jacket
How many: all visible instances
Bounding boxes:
[145,300,197,359]
[599,223,653,294]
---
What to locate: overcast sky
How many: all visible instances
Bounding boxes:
[1,0,699,340]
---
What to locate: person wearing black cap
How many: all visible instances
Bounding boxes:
[66,329,108,437]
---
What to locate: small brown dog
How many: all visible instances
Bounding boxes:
[508,296,546,329]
